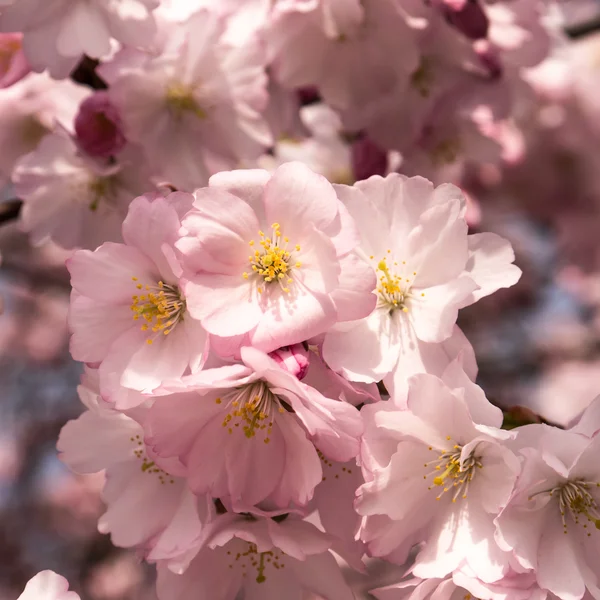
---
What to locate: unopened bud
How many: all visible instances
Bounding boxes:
[351,135,388,182]
[74,91,126,158]
[269,344,310,380]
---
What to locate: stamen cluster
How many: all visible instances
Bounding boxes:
[131,278,186,343]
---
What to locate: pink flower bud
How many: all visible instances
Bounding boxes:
[0,33,30,89]
[442,0,489,40]
[74,91,126,158]
[269,344,310,380]
[351,135,388,182]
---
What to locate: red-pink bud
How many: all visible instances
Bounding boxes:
[269,344,310,380]
[442,0,489,40]
[74,91,127,158]
[351,135,388,182]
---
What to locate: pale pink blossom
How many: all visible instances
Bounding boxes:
[301,343,382,407]
[342,13,480,153]
[178,162,376,353]
[17,571,80,600]
[145,346,363,510]
[485,0,551,70]
[99,8,272,191]
[67,192,209,395]
[58,369,209,556]
[311,455,366,569]
[322,173,520,391]
[453,565,548,600]
[0,73,90,186]
[357,362,521,581]
[0,0,160,78]
[156,513,354,600]
[372,575,547,600]
[495,424,600,600]
[74,91,126,159]
[258,103,353,185]
[268,0,419,114]
[15,132,152,250]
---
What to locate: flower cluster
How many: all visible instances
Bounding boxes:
[57,161,523,600]
[0,0,556,250]
[0,1,595,599]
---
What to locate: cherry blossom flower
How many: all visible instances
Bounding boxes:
[156,513,354,600]
[311,454,366,570]
[145,346,363,510]
[322,173,520,391]
[17,571,80,600]
[268,0,419,115]
[67,192,209,395]
[15,132,152,250]
[99,8,272,191]
[178,161,376,354]
[495,424,600,600]
[357,362,521,581]
[258,103,353,185]
[58,369,209,556]
[0,0,160,78]
[372,575,547,600]
[0,73,90,186]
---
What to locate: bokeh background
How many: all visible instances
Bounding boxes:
[1,2,600,597]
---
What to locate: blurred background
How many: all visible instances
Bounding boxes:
[1,2,600,598]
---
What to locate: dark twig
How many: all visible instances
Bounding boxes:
[0,199,22,225]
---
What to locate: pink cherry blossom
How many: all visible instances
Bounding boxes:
[453,565,548,600]
[67,192,209,395]
[322,173,520,390]
[357,361,521,581]
[15,132,152,250]
[311,455,366,570]
[372,575,548,600]
[58,368,209,556]
[99,8,272,191]
[341,12,480,153]
[156,513,354,600]
[74,91,127,159]
[268,0,419,115]
[17,571,80,600]
[495,424,600,600]
[258,103,353,185]
[145,346,363,510]
[0,0,160,78]
[0,73,90,186]
[178,162,376,353]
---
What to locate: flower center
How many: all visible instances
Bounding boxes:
[165,83,207,120]
[217,380,285,443]
[374,254,422,313]
[411,57,434,98]
[130,278,186,344]
[244,223,301,295]
[226,541,286,583]
[533,480,600,536]
[130,432,175,485]
[88,176,116,212]
[424,440,482,502]
[430,137,462,166]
